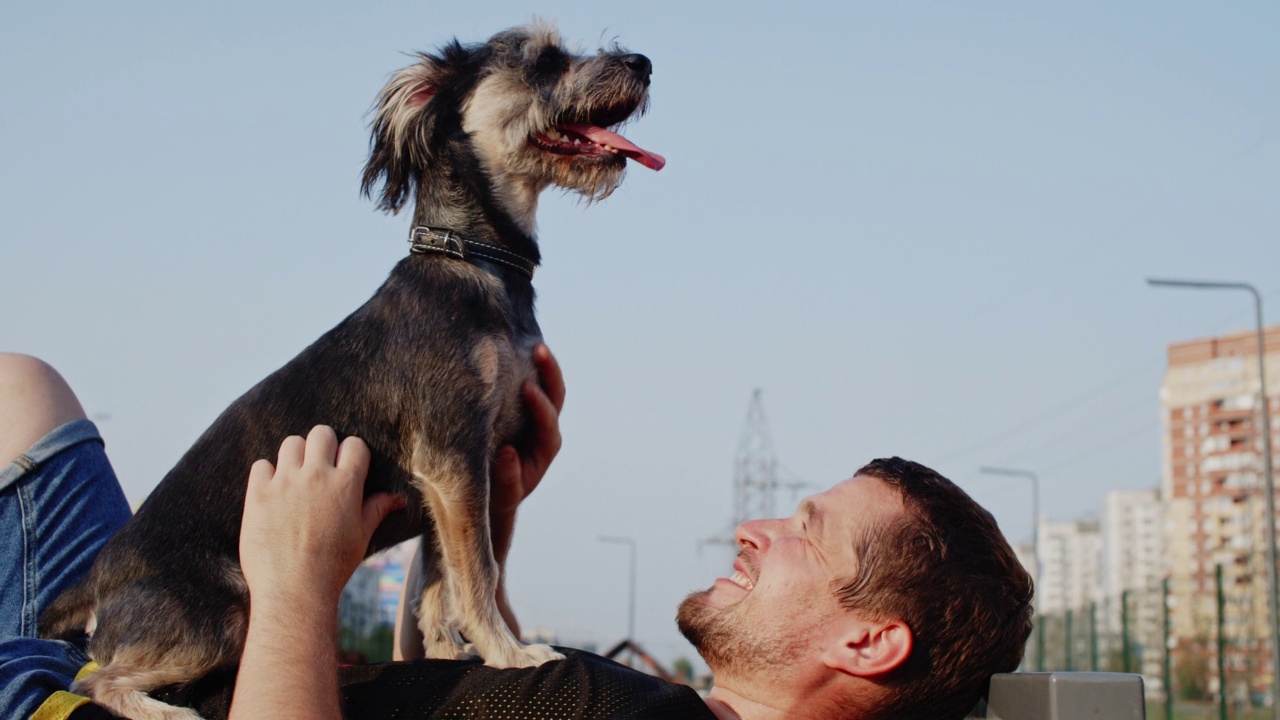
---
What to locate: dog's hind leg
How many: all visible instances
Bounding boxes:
[413,449,563,669]
[76,648,213,720]
[80,575,246,720]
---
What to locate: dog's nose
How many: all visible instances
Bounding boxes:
[621,54,652,82]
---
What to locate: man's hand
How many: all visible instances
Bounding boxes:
[490,344,565,567]
[231,426,404,720]
[240,425,404,608]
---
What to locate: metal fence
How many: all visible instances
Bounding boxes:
[1029,574,1276,720]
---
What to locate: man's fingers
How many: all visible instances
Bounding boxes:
[276,435,306,470]
[248,459,276,487]
[304,425,339,465]
[523,379,562,461]
[532,344,565,412]
[491,446,522,513]
[362,492,407,538]
[335,435,371,478]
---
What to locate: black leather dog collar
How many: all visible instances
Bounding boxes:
[408,226,537,279]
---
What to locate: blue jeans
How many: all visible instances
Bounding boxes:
[0,419,131,719]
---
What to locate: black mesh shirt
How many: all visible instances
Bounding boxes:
[159,649,716,720]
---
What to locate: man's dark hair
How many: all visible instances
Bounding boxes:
[836,457,1034,720]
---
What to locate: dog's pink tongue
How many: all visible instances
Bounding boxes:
[563,123,666,171]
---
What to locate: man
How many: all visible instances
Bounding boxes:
[676,460,1035,719]
[3,351,1032,719]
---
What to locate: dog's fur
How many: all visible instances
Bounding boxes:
[39,23,660,720]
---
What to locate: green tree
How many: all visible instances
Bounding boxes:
[1175,638,1211,701]
[339,621,396,663]
[671,657,694,684]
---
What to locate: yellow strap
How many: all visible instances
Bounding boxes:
[29,690,91,720]
[74,661,100,682]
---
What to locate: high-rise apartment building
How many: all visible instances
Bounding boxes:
[1038,517,1102,616]
[1160,326,1280,697]
[1102,489,1164,599]
[1101,488,1164,686]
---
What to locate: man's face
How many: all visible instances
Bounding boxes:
[677,474,905,677]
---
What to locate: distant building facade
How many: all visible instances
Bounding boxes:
[1160,326,1280,697]
[1038,517,1102,617]
[1101,488,1164,686]
[339,538,418,640]
[339,563,382,639]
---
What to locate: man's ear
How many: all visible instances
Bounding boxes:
[821,617,913,677]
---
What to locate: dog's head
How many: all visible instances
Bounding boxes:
[362,23,663,224]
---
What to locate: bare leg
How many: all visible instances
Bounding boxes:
[0,355,131,720]
[393,541,427,661]
[0,351,120,634]
[0,353,87,466]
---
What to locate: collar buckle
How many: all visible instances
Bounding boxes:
[409,226,466,259]
[407,226,537,279]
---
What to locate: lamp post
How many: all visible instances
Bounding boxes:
[980,466,1043,671]
[599,536,637,644]
[1148,278,1277,715]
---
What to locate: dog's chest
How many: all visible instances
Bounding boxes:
[473,326,541,448]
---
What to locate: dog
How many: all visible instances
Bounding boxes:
[39,22,664,720]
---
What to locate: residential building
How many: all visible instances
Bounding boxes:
[1101,488,1164,686]
[1160,326,1280,697]
[1037,517,1102,616]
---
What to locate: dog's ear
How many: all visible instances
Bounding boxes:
[362,41,481,214]
[361,52,441,214]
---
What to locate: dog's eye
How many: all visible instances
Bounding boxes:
[532,48,568,79]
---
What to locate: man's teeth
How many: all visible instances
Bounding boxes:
[731,570,754,591]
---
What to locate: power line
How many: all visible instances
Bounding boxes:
[933,358,1153,465]
[1037,421,1156,478]
[936,284,1280,467]
[1000,393,1153,467]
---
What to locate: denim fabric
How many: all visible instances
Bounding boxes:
[0,419,131,719]
[0,637,94,719]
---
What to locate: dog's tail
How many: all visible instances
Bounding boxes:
[38,575,95,640]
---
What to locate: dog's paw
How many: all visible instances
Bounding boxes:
[483,642,565,669]
[457,642,481,661]
[521,642,566,665]
[423,629,467,660]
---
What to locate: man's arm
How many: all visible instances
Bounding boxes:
[230,426,404,720]
[394,344,565,658]
[492,344,566,635]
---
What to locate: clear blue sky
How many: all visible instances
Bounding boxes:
[4,1,1278,669]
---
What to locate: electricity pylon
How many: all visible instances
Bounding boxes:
[702,389,806,551]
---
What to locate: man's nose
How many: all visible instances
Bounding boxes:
[735,518,774,550]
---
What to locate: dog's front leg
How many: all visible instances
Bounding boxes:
[412,448,562,669]
[412,534,470,659]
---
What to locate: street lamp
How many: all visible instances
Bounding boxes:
[980,466,1043,672]
[599,536,637,643]
[1148,277,1278,715]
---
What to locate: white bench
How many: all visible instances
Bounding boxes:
[981,672,1146,720]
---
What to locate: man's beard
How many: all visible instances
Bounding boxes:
[676,587,808,678]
